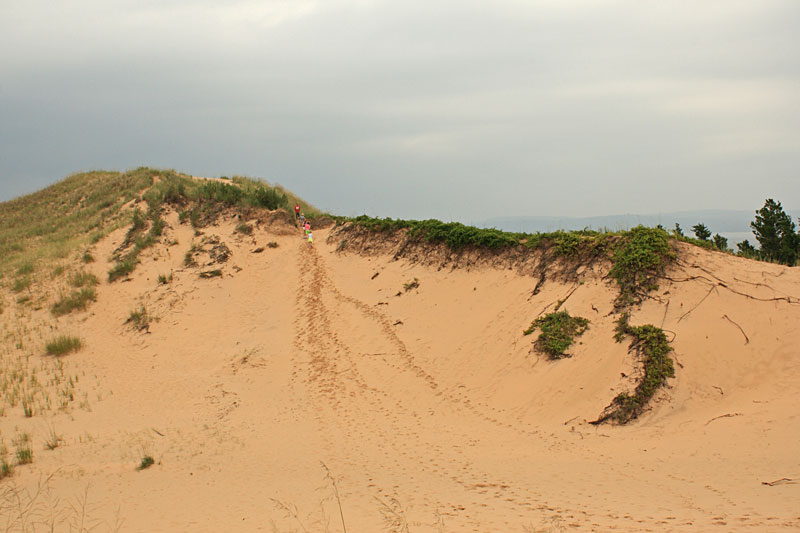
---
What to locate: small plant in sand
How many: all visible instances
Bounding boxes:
[45,335,83,356]
[0,457,12,479]
[126,306,151,332]
[157,272,173,285]
[267,241,279,248]
[403,278,420,292]
[137,455,155,471]
[14,433,33,465]
[82,250,95,263]
[524,310,589,359]
[45,426,63,450]
[199,269,222,279]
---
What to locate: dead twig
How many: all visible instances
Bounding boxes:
[722,314,750,344]
[705,413,742,426]
[321,462,347,533]
[761,478,795,486]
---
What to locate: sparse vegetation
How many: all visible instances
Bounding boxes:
[0,169,156,277]
[12,276,31,293]
[45,335,83,356]
[199,269,222,279]
[69,271,99,288]
[14,434,33,465]
[126,306,151,331]
[235,222,254,235]
[157,272,173,285]
[0,458,12,479]
[524,310,589,359]
[45,426,63,450]
[108,198,167,282]
[403,278,419,292]
[51,287,97,316]
[184,243,200,267]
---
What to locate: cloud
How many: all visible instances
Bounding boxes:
[1,0,799,217]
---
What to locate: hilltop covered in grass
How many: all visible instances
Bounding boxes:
[0,168,321,279]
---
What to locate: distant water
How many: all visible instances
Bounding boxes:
[477,209,800,249]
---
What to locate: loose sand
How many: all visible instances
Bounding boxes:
[2,210,799,532]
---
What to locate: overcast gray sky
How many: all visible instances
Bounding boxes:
[1,0,798,221]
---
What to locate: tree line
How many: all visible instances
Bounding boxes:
[673,199,798,266]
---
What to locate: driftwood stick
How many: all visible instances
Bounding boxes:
[761,478,795,486]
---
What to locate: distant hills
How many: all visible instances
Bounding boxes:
[478,209,800,248]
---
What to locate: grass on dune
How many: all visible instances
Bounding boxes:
[51,287,96,316]
[45,335,83,356]
[0,168,157,277]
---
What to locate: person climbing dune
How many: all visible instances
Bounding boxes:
[307,231,313,245]
[294,203,300,222]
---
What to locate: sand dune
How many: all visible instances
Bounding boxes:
[2,207,799,532]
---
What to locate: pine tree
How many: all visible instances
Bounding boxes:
[691,223,711,241]
[750,199,798,266]
[712,233,728,252]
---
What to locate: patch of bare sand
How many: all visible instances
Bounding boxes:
[3,219,799,532]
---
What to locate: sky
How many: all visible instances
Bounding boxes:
[1,0,798,221]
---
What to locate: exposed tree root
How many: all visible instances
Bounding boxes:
[722,314,750,344]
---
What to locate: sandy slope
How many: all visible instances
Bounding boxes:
[2,211,800,532]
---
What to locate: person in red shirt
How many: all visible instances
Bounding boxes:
[294,204,301,222]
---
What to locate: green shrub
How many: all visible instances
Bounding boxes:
[157,273,173,285]
[82,250,95,263]
[137,455,155,470]
[199,269,222,279]
[593,315,674,424]
[524,310,589,359]
[45,335,83,356]
[609,226,674,308]
[247,186,288,210]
